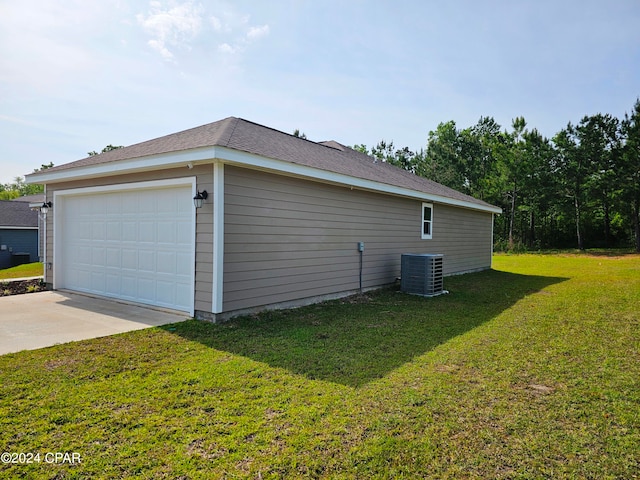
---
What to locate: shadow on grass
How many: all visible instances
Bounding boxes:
[165,269,567,388]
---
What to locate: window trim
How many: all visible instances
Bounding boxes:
[421,202,433,239]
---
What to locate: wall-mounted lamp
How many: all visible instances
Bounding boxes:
[193,190,208,208]
[40,201,52,215]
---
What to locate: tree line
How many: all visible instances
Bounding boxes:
[354,98,640,252]
[0,163,54,199]
[1,144,123,200]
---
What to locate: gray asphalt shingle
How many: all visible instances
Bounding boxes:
[0,200,38,227]
[28,117,497,210]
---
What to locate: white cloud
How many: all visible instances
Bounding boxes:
[210,15,222,31]
[213,19,270,56]
[136,2,269,62]
[218,43,236,54]
[137,1,203,61]
[247,24,269,40]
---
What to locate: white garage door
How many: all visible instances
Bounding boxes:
[58,183,194,313]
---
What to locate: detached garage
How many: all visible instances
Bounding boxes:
[26,117,501,320]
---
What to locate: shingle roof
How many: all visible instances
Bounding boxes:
[28,117,498,211]
[0,200,38,228]
[12,194,45,204]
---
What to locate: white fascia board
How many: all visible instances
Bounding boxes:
[27,144,502,214]
[214,147,503,214]
[25,147,218,184]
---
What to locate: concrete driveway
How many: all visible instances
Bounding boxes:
[0,291,189,355]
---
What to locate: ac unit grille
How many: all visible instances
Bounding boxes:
[400,254,444,297]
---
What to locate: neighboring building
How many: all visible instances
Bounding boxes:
[12,194,45,205]
[26,117,501,320]
[0,200,39,270]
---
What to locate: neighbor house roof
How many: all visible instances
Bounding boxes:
[26,117,501,214]
[0,200,38,228]
[12,194,45,204]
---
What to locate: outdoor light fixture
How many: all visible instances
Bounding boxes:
[193,190,208,208]
[40,201,52,215]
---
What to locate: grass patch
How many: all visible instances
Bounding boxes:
[1,254,638,478]
[0,262,43,279]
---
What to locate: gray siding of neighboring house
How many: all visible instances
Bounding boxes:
[41,165,215,313]
[0,229,39,269]
[222,166,493,313]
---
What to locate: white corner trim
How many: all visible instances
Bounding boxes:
[212,162,224,314]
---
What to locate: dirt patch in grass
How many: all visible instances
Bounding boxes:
[0,279,45,296]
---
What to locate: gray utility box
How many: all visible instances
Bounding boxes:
[400,253,444,297]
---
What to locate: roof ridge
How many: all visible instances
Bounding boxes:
[220,117,240,146]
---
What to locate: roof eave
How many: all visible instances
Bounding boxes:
[25,146,219,184]
[214,147,502,214]
[25,145,502,215]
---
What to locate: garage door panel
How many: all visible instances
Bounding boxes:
[91,223,107,240]
[157,251,175,274]
[59,184,194,313]
[92,247,106,267]
[138,251,155,272]
[122,276,137,295]
[106,274,120,295]
[157,221,176,243]
[139,222,155,243]
[122,222,137,241]
[77,222,91,241]
[90,272,105,292]
[176,252,192,275]
[106,248,120,268]
[157,280,175,302]
[107,222,121,240]
[138,195,155,214]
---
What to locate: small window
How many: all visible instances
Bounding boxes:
[421,203,433,239]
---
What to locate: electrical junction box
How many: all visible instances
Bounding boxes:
[357,242,365,252]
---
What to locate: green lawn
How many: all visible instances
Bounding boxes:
[0,254,638,478]
[0,262,43,279]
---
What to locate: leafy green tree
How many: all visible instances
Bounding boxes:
[553,122,588,249]
[580,114,622,246]
[369,140,396,163]
[292,129,307,139]
[352,144,369,155]
[1,162,54,197]
[520,129,557,248]
[423,121,466,191]
[621,99,640,252]
[88,144,124,156]
[467,116,502,202]
[497,117,529,248]
[352,99,639,251]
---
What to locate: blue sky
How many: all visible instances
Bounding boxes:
[1,0,639,184]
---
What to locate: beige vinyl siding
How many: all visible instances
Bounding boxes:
[194,166,214,313]
[42,165,214,313]
[223,167,493,312]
